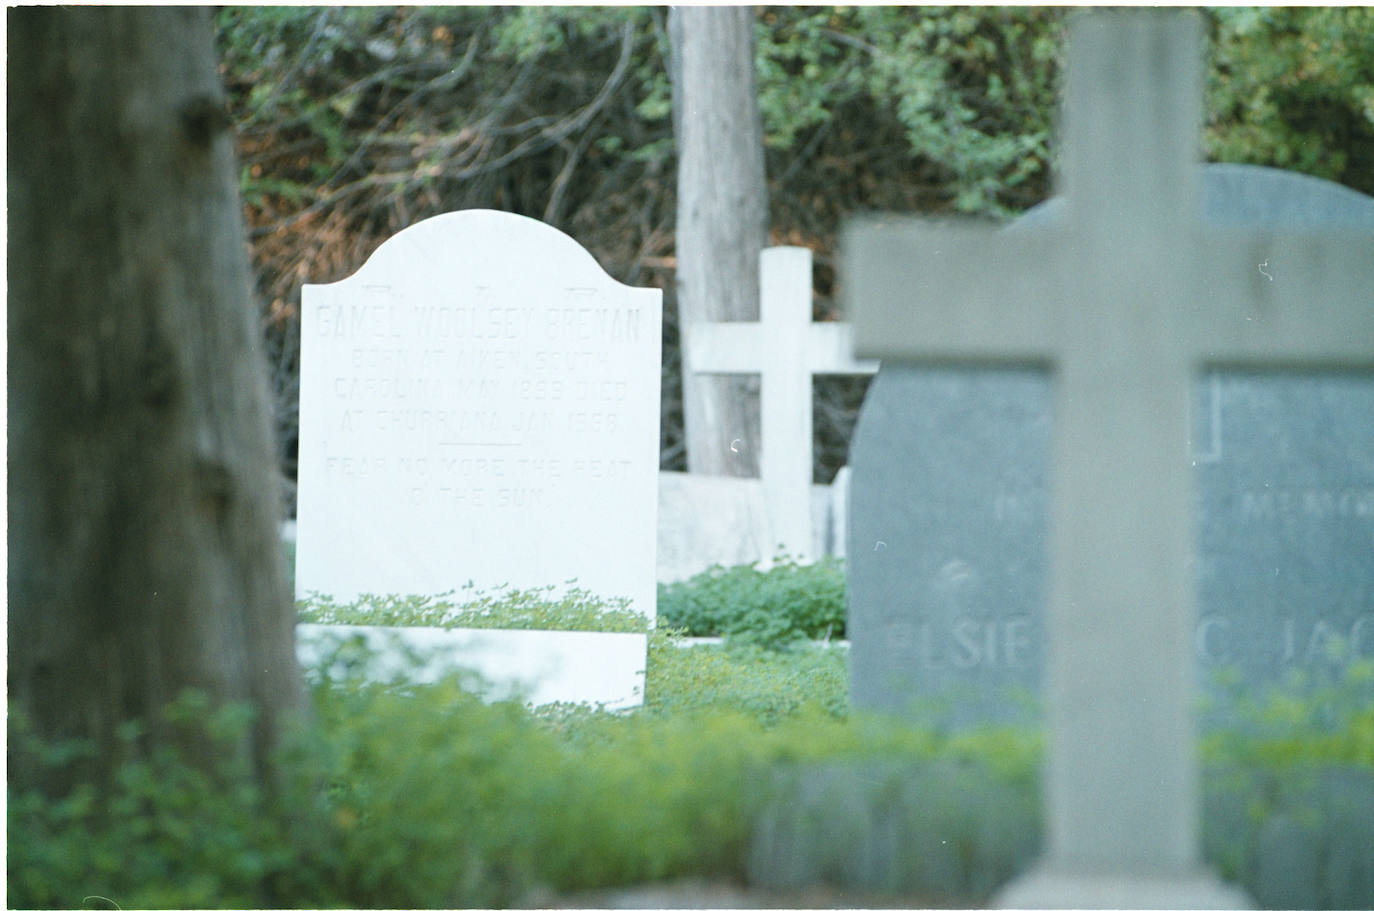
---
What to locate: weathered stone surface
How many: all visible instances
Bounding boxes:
[848,368,1050,727]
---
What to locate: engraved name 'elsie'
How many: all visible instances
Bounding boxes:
[887,613,1374,670]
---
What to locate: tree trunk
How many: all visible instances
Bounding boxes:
[671,6,769,477]
[7,6,305,797]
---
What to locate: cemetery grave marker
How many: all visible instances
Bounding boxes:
[295,210,661,707]
[848,166,1374,730]
[685,246,877,559]
[845,9,1373,906]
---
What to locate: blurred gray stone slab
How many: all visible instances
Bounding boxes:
[848,163,1374,731]
[848,367,1050,727]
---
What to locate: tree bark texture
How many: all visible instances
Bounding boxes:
[8,7,305,796]
[671,6,769,477]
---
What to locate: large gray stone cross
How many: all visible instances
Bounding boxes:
[846,10,1374,906]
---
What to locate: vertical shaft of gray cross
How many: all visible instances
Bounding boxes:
[1045,12,1202,873]
[844,9,1276,906]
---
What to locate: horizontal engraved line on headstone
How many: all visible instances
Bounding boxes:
[514,379,629,401]
[871,613,1374,671]
[878,617,1036,670]
[313,301,406,338]
[413,302,536,339]
[336,408,492,434]
[1197,613,1374,665]
[332,377,452,398]
[312,298,648,344]
[1237,486,1374,520]
[452,350,522,370]
[346,348,445,371]
[425,487,545,509]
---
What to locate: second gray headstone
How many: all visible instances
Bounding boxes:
[848,164,1374,729]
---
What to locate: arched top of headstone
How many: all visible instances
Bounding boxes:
[320,208,633,291]
[1011,163,1374,231]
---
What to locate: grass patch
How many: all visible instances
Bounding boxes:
[298,585,649,633]
[14,559,1374,908]
[658,555,846,649]
[12,641,1374,909]
[646,629,849,725]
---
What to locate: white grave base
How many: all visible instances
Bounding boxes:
[993,864,1252,910]
[655,470,850,583]
[296,624,646,710]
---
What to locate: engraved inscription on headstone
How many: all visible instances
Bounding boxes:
[296,210,662,619]
[1196,371,1374,695]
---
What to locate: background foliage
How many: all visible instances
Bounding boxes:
[216,6,1374,508]
[1206,7,1374,192]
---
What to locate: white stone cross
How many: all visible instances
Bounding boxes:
[846,10,1373,906]
[686,246,877,559]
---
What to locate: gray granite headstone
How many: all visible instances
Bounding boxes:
[848,164,1374,729]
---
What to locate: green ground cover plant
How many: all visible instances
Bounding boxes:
[297,553,847,644]
[12,563,1374,908]
[1198,656,1374,907]
[645,629,849,726]
[8,640,960,909]
[657,555,847,648]
[298,584,650,633]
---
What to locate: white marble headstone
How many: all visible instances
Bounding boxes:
[296,211,661,697]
